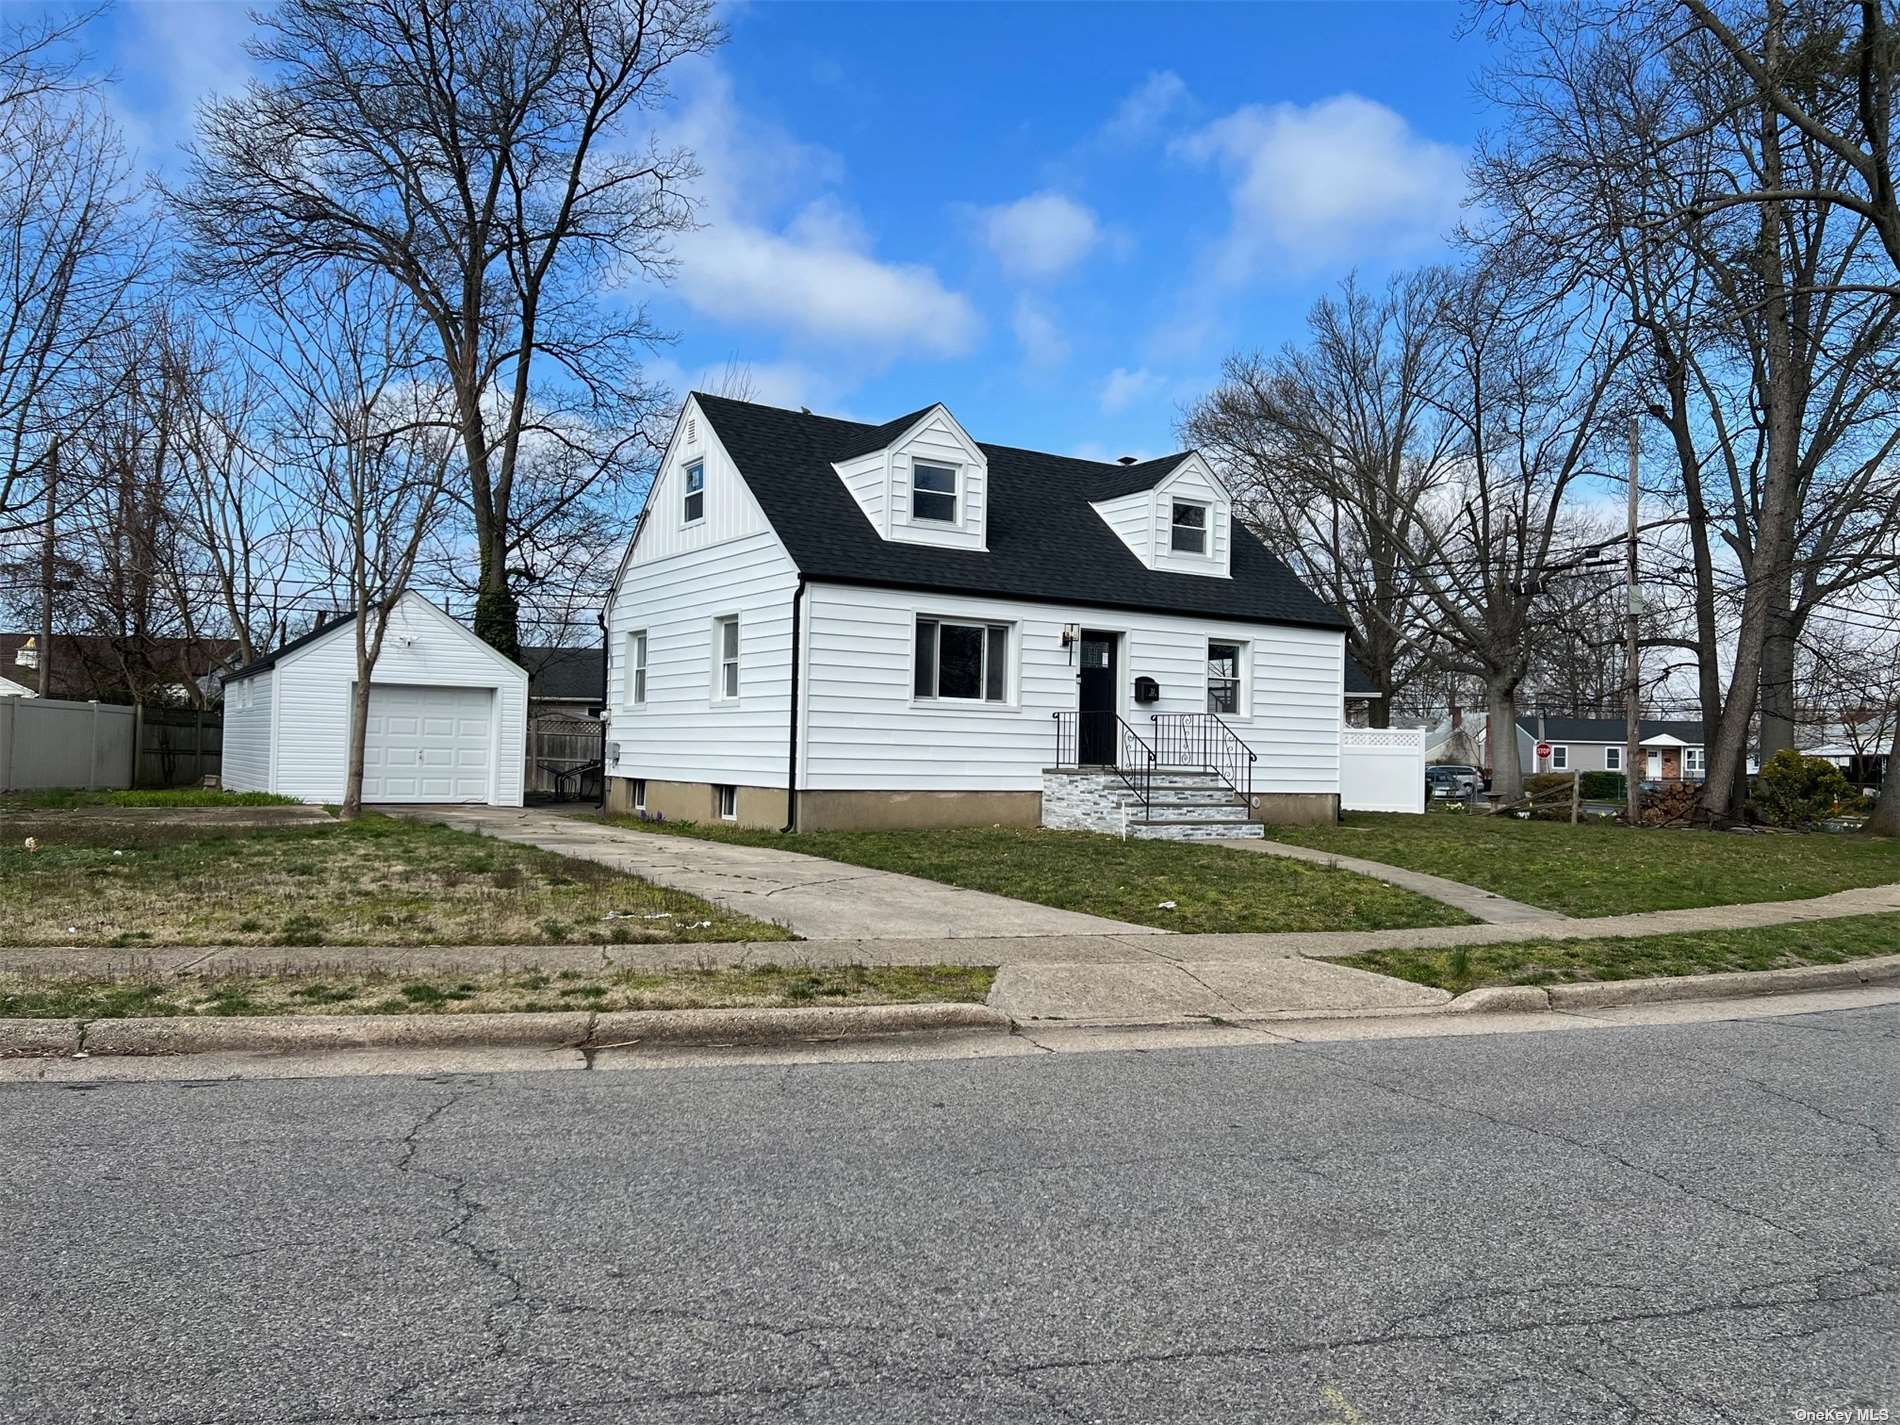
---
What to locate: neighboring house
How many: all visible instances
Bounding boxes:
[0,631,239,705]
[220,592,528,806]
[0,668,34,697]
[1507,716,1710,781]
[519,645,605,719]
[602,393,1356,833]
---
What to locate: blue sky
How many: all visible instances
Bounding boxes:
[84,0,1491,459]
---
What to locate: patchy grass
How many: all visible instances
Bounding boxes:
[602,817,1471,933]
[1338,913,1900,995]
[0,813,787,947]
[0,962,990,1018]
[1265,811,1900,917]
[0,788,302,810]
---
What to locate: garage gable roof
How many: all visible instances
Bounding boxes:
[224,593,527,686]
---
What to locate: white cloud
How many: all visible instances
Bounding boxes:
[980,191,1100,281]
[658,67,979,357]
[1011,295,1069,368]
[1099,367,1161,415]
[1101,71,1190,146]
[1175,93,1465,278]
[106,2,258,170]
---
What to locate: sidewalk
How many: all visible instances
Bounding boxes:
[388,805,1166,940]
[1219,837,1562,924]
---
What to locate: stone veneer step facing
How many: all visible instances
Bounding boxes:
[1041,767,1264,842]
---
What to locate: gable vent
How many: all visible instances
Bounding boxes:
[685,416,697,444]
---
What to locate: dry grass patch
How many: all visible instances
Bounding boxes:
[0,963,992,1018]
[0,813,787,947]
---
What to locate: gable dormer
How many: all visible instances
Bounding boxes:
[833,403,989,552]
[1091,453,1232,579]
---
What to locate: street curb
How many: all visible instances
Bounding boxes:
[1442,953,1900,1014]
[0,1002,1013,1059]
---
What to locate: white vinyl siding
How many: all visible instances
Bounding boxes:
[886,410,988,551]
[801,583,1343,794]
[219,669,273,791]
[606,527,798,789]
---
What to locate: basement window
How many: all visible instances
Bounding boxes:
[716,784,738,820]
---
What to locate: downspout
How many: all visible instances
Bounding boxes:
[596,609,610,812]
[782,577,806,833]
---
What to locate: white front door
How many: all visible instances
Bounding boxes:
[1646,751,1663,779]
[360,684,494,803]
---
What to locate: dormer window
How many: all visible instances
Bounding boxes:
[683,461,705,525]
[1171,501,1208,554]
[911,462,958,523]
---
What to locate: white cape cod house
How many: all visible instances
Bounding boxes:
[602,394,1363,836]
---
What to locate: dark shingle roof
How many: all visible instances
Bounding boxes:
[1344,657,1380,696]
[224,612,359,683]
[521,646,603,701]
[693,394,1346,631]
[1515,716,1708,744]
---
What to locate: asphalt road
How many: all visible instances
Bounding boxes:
[7,1007,1897,1424]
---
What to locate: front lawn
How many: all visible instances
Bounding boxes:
[1338,913,1900,995]
[601,818,1473,934]
[0,962,982,1018]
[1265,812,1900,917]
[0,813,787,947]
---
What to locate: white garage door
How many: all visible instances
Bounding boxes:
[361,684,495,803]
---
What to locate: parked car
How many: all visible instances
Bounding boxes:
[1426,765,1480,800]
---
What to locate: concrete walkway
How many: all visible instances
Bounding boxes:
[1218,836,1563,924]
[389,805,1165,941]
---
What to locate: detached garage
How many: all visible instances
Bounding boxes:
[221,592,528,806]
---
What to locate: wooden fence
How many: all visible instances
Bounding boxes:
[525,713,603,800]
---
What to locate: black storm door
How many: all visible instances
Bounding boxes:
[1077,631,1118,765]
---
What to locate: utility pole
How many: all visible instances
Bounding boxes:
[1625,416,1642,826]
[37,437,57,698]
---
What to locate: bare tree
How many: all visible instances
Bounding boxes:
[253,272,458,819]
[1182,271,1460,726]
[174,0,717,659]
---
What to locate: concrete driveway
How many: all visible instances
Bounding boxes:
[391,805,1166,941]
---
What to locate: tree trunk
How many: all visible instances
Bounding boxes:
[340,649,374,822]
[1757,575,1799,761]
[1868,716,1900,836]
[1486,679,1524,805]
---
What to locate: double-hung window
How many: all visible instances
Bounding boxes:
[1605,746,1622,772]
[713,615,739,700]
[914,617,1008,702]
[625,630,647,707]
[1171,501,1208,554]
[1550,745,1569,770]
[1684,747,1706,779]
[1207,641,1243,715]
[683,461,705,524]
[911,462,958,523]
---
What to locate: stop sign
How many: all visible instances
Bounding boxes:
[1535,742,1552,760]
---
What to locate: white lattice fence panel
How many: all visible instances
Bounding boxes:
[1340,726,1425,813]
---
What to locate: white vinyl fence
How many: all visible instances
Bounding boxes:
[0,697,137,791]
[1340,726,1425,814]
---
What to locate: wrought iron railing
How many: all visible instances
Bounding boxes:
[1150,712,1256,805]
[1051,711,1156,811]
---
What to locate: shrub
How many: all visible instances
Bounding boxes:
[1579,770,1626,800]
[1751,748,1851,829]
